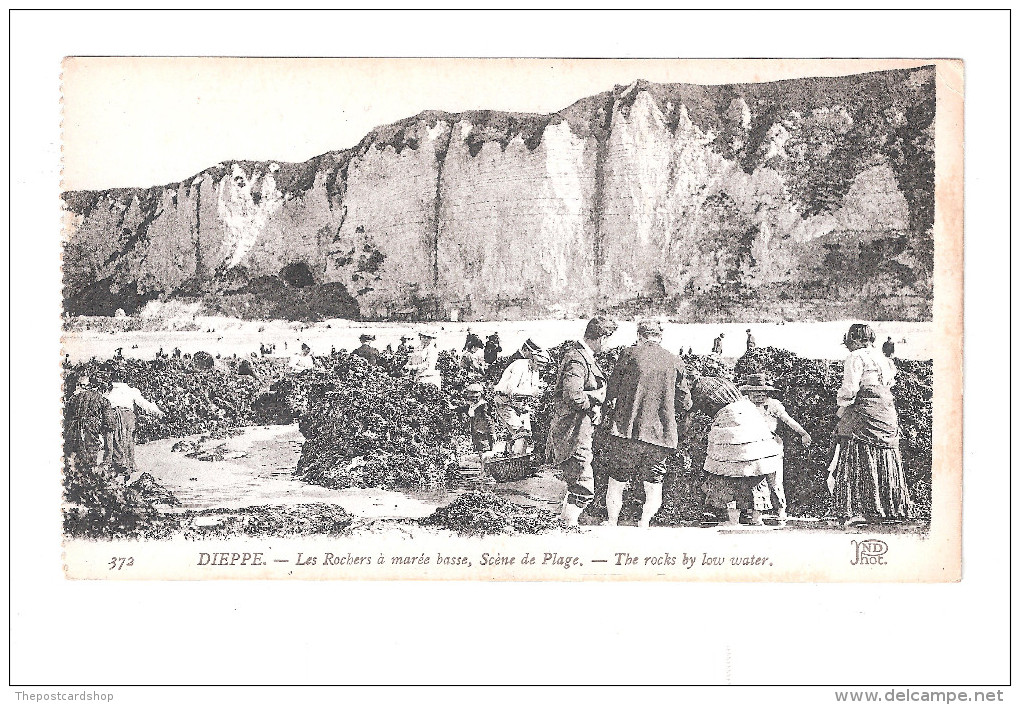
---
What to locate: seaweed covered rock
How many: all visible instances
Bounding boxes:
[192,350,216,370]
[65,357,294,443]
[187,504,354,538]
[129,472,181,506]
[295,352,458,492]
[421,490,558,535]
[888,358,933,518]
[63,464,168,538]
[294,340,932,523]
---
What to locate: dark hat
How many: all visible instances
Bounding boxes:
[359,334,376,342]
[400,336,411,342]
[584,315,618,340]
[637,318,664,337]
[520,338,541,354]
[738,373,777,392]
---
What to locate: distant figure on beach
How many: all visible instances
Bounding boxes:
[353,334,382,366]
[289,343,314,371]
[484,333,502,365]
[405,330,441,388]
[712,333,725,356]
[882,336,896,358]
[461,338,486,376]
[463,328,483,352]
[746,329,756,351]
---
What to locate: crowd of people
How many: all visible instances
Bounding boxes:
[439,317,912,529]
[64,317,913,530]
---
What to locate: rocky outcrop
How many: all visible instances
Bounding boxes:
[62,66,935,321]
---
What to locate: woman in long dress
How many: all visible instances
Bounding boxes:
[829,324,912,526]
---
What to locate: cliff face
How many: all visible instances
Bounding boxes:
[62,66,935,321]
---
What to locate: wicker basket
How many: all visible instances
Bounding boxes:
[484,453,536,483]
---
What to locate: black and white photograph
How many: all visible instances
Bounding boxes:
[9,8,1011,699]
[54,56,961,581]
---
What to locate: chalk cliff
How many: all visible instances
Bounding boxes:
[61,66,935,321]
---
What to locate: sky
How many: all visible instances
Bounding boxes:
[61,57,927,192]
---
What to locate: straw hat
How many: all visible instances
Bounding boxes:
[738,373,777,392]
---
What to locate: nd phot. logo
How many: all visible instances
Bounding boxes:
[850,539,888,565]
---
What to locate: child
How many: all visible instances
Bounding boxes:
[455,383,494,452]
[739,373,812,526]
[692,376,781,527]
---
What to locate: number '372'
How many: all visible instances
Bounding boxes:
[108,557,134,570]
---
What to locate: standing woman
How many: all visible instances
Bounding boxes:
[65,373,112,471]
[830,324,912,526]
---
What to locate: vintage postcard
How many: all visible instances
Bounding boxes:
[59,58,962,581]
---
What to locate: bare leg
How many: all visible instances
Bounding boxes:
[639,481,663,528]
[606,478,626,526]
[561,496,584,526]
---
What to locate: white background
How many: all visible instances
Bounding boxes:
[5,9,1012,701]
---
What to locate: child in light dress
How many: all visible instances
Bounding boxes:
[739,373,812,526]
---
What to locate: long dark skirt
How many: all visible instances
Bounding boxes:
[105,407,137,471]
[831,438,912,521]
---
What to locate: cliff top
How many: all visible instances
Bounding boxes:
[61,65,935,216]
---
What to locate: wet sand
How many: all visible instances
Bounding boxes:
[135,424,457,520]
[134,424,926,535]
